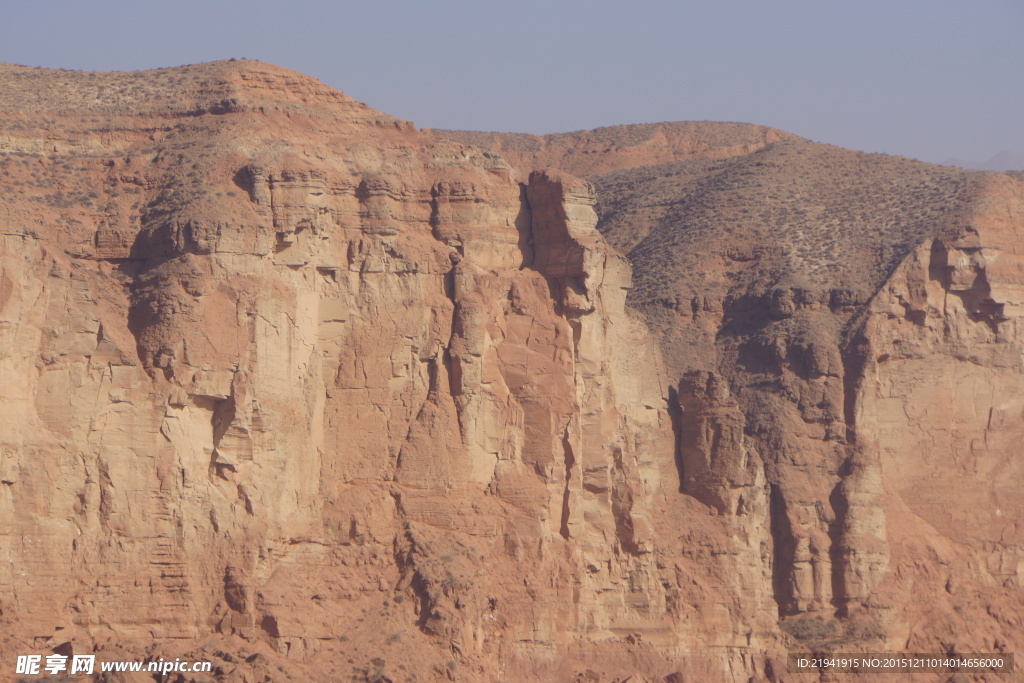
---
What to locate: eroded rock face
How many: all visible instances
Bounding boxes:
[649,167,1024,663]
[850,174,1024,650]
[0,61,731,681]
[436,128,1024,674]
[2,60,1023,682]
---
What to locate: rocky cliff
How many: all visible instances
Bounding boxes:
[0,61,1022,682]
[437,127,1024,680]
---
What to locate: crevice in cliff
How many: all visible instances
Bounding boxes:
[559,428,575,539]
[208,393,239,481]
[769,483,798,616]
[840,327,870,446]
[827,474,850,615]
[395,359,440,477]
[409,570,436,635]
[567,318,582,363]
[443,346,465,443]
[834,329,869,615]
[610,447,640,555]
[516,181,534,269]
[442,262,467,444]
[428,184,444,245]
[666,385,685,493]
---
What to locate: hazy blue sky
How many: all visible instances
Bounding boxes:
[2,0,1021,166]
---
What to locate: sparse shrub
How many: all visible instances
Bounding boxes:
[782,614,839,642]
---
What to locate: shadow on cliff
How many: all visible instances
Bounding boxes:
[666,385,685,493]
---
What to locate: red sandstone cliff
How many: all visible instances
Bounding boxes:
[437,126,1024,681]
[0,61,1021,682]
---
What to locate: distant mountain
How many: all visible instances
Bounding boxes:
[943,150,1024,171]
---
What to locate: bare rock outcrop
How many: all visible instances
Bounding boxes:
[2,59,1023,682]
[438,122,1024,677]
[0,61,742,681]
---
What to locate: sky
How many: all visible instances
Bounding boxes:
[1,0,1021,167]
